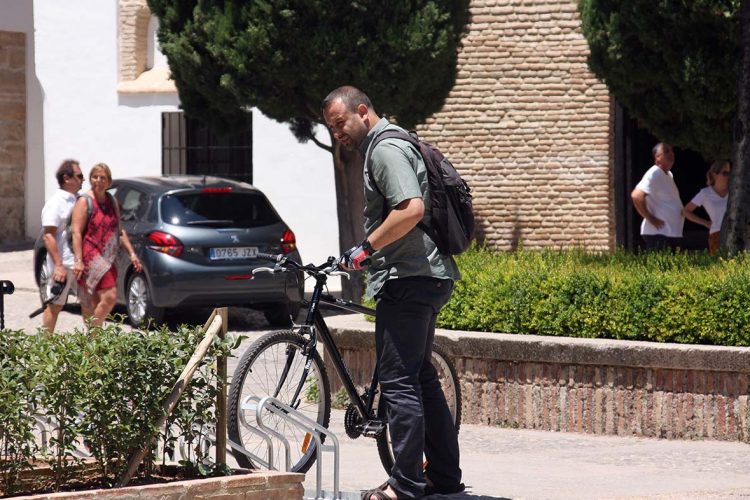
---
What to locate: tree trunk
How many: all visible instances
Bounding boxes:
[724,0,750,254]
[331,135,365,301]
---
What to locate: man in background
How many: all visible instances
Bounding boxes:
[631,143,684,250]
[41,159,83,332]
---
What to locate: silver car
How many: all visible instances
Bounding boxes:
[34,176,304,326]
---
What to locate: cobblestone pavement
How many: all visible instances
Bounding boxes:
[3,248,750,499]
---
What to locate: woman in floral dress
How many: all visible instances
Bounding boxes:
[71,163,141,327]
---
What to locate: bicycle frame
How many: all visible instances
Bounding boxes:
[301,271,381,427]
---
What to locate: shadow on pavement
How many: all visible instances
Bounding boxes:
[429,493,510,500]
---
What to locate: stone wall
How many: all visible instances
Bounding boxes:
[326,315,750,442]
[0,31,26,245]
[118,0,150,82]
[16,471,304,499]
[419,0,613,250]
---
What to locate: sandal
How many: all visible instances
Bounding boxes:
[361,481,410,500]
[361,489,392,500]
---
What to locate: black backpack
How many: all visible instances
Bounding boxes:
[365,129,475,255]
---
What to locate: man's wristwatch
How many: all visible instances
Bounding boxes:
[361,239,374,254]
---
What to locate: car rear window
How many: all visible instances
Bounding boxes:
[160,192,280,228]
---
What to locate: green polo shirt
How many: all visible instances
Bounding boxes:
[360,119,460,298]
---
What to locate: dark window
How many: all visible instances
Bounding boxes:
[160,192,278,228]
[162,112,253,184]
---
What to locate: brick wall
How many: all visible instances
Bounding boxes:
[419,0,613,250]
[327,318,750,442]
[0,31,26,245]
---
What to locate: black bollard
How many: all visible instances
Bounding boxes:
[0,280,15,330]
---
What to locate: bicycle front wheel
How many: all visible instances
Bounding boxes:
[227,330,331,473]
[375,341,462,474]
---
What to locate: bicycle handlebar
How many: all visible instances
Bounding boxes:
[253,253,350,280]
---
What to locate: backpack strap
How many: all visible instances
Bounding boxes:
[66,193,95,249]
[364,130,431,235]
[76,193,95,227]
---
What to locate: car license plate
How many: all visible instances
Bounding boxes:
[209,247,258,260]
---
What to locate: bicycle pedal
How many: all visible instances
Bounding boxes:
[360,419,386,438]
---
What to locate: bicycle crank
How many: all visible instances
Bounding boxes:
[344,403,387,439]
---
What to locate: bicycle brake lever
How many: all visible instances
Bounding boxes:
[328,270,350,280]
[252,267,276,275]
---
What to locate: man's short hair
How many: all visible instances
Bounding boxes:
[321,85,374,115]
[55,159,80,188]
[652,142,671,160]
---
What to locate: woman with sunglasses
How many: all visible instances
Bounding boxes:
[682,160,731,256]
[70,163,141,327]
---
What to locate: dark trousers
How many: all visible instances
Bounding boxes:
[642,234,682,251]
[375,277,461,498]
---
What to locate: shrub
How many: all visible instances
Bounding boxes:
[439,246,750,346]
[0,330,37,495]
[0,321,234,494]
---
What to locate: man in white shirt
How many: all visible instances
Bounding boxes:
[631,143,684,250]
[41,159,84,332]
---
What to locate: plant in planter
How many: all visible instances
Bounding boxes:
[0,320,236,496]
[0,330,37,496]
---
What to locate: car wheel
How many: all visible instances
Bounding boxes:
[263,302,301,327]
[126,273,165,327]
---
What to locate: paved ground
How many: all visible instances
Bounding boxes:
[3,248,750,499]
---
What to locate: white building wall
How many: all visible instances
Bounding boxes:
[2,0,338,265]
[32,0,179,238]
[252,113,340,268]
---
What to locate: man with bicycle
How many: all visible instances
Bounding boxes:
[322,86,463,500]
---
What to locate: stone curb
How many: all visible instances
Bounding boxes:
[325,314,750,374]
[13,471,304,499]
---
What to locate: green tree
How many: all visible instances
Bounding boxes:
[147,0,470,298]
[726,0,750,253]
[578,0,739,159]
[578,0,750,253]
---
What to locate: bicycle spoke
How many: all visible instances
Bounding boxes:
[228,331,331,473]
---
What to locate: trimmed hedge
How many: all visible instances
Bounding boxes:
[440,247,750,346]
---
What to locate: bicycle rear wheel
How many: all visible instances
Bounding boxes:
[227,330,331,473]
[375,342,462,474]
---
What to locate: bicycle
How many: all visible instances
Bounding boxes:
[227,253,461,474]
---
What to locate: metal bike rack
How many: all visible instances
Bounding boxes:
[236,394,352,500]
[0,280,14,330]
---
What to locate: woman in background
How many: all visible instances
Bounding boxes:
[71,163,141,326]
[682,160,731,256]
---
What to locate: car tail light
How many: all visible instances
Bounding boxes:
[281,229,296,254]
[147,231,184,257]
[201,187,232,193]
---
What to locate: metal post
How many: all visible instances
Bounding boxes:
[215,307,228,465]
[0,280,15,330]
